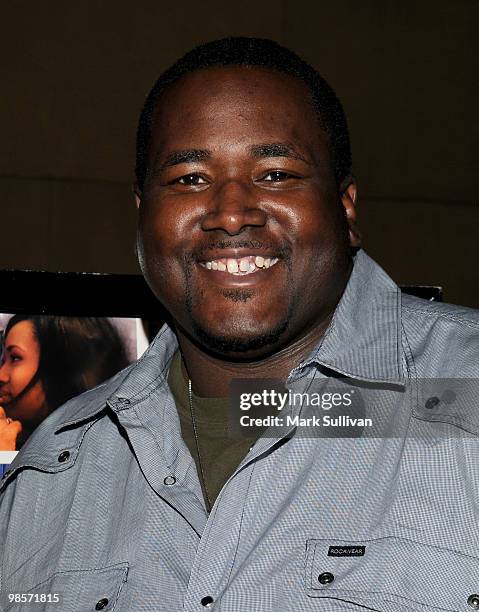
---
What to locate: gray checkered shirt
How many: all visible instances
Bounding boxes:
[2,249,479,612]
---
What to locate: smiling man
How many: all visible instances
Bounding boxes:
[2,37,479,612]
[135,49,359,390]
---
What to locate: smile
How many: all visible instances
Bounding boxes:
[199,255,279,276]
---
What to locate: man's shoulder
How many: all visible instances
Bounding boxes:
[401,292,479,328]
[400,293,479,376]
[40,360,137,431]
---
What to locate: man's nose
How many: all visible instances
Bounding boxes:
[201,179,267,235]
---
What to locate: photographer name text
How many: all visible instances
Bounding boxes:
[239,414,372,428]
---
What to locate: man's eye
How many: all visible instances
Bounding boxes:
[174,174,207,186]
[262,171,294,182]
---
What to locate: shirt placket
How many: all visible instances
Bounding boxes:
[181,366,319,610]
[110,388,209,538]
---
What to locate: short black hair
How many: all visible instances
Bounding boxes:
[135,37,352,191]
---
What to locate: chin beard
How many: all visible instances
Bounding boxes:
[191,316,290,356]
[183,256,293,355]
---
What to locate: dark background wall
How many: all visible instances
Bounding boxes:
[2,1,478,306]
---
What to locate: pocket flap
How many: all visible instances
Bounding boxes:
[305,536,479,611]
[3,562,128,612]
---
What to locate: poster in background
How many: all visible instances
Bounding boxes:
[0,313,149,475]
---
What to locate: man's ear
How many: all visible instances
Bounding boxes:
[340,180,361,248]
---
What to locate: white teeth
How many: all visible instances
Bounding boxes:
[202,256,279,275]
[227,259,238,273]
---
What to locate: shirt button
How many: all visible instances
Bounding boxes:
[425,396,440,409]
[95,598,109,610]
[163,476,176,485]
[318,572,335,585]
[201,595,214,608]
[57,451,70,463]
[468,594,479,609]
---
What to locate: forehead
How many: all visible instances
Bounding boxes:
[149,65,329,160]
[6,321,38,350]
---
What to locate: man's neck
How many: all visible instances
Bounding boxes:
[175,312,334,398]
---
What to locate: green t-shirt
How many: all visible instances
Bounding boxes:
[167,350,259,512]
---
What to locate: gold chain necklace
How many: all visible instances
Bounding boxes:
[187,378,212,512]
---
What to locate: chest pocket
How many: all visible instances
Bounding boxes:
[304,536,479,611]
[3,562,128,612]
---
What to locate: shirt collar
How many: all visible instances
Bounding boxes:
[302,249,404,385]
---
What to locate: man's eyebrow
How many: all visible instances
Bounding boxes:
[250,143,311,164]
[154,143,311,173]
[158,149,210,170]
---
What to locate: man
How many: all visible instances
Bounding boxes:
[1,37,479,612]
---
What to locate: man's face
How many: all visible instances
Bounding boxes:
[137,66,353,359]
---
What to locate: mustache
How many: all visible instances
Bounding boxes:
[188,240,292,262]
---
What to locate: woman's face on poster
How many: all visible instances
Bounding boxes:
[0,320,48,425]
